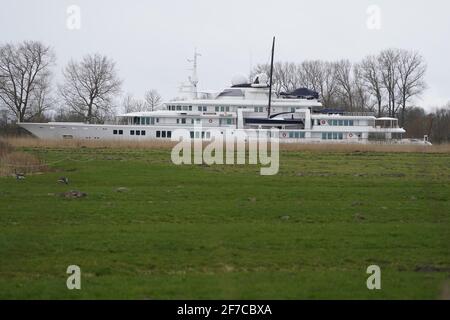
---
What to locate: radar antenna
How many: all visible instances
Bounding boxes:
[187,48,201,98]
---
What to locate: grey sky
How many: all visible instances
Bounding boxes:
[1,0,449,110]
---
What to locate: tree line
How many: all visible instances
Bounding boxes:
[0,41,449,142]
[252,48,428,121]
[0,41,161,125]
[251,48,449,142]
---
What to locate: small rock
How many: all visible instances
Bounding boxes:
[116,187,129,193]
[410,195,417,201]
[248,197,257,202]
[354,213,366,220]
[351,201,363,207]
[280,215,290,220]
[61,190,87,199]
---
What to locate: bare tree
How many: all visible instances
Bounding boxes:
[334,59,355,111]
[144,89,162,111]
[353,63,375,112]
[378,49,401,117]
[0,41,55,122]
[299,61,338,107]
[28,75,55,122]
[59,53,122,123]
[396,50,427,126]
[122,93,146,113]
[360,55,385,116]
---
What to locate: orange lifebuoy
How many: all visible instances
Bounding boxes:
[320,120,326,125]
[282,132,287,138]
[208,119,212,123]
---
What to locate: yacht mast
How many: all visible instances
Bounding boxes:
[267,36,275,118]
[188,48,201,99]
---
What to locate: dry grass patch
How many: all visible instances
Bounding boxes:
[0,139,47,176]
[2,137,450,153]
[4,137,176,150]
[279,142,450,153]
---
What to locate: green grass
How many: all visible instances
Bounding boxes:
[0,147,449,299]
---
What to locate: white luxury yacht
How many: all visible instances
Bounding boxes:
[19,45,429,145]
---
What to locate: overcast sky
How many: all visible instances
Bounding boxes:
[1,0,449,110]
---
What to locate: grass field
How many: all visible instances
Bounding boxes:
[0,139,449,299]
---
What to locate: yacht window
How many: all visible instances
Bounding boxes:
[156,118,159,123]
[198,106,203,111]
[291,108,295,113]
[176,106,181,110]
[167,131,171,138]
[181,118,186,124]
[202,106,207,112]
[226,118,232,125]
[338,132,343,140]
[328,120,332,125]
[183,106,188,111]
[349,120,354,126]
[215,106,219,112]
[133,117,139,125]
[322,132,327,140]
[220,106,224,112]
[195,132,200,138]
[202,132,205,138]
[191,118,194,124]
[113,130,117,135]
[327,132,332,139]
[119,130,123,135]
[333,132,337,139]
[338,120,343,126]
[332,120,338,126]
[344,120,349,126]
[196,119,201,124]
[156,131,160,138]
[161,131,166,138]
[225,106,230,112]
[177,119,180,124]
[130,130,135,135]
[188,106,192,111]
[190,131,194,138]
[136,130,140,136]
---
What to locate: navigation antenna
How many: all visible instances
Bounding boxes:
[188,48,201,99]
[267,37,275,118]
